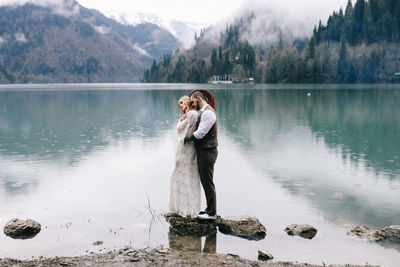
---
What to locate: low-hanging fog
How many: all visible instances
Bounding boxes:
[204,0,349,47]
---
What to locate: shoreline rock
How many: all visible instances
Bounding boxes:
[258,250,274,261]
[3,218,41,239]
[218,216,267,241]
[381,225,400,241]
[347,225,386,241]
[284,224,317,239]
[164,214,266,241]
[164,213,217,237]
[348,225,400,241]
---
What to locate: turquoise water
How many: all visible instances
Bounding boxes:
[0,84,399,266]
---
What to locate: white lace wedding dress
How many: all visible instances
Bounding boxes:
[169,110,201,217]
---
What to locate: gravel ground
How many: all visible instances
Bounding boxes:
[0,247,374,267]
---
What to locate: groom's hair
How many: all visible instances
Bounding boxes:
[190,90,205,100]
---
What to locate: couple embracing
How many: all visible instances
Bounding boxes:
[169,89,218,220]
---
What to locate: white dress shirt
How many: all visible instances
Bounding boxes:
[193,104,216,139]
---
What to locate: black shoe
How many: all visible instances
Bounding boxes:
[199,210,207,215]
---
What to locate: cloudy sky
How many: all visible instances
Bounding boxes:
[0,0,349,25]
[78,0,243,24]
[78,0,349,24]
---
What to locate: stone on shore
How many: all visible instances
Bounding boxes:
[284,224,317,239]
[164,213,217,237]
[217,216,266,241]
[347,225,386,241]
[258,250,273,261]
[3,218,41,239]
[381,225,400,241]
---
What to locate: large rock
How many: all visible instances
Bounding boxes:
[217,216,266,240]
[284,224,317,239]
[164,213,217,237]
[347,225,386,241]
[3,218,41,239]
[380,225,400,241]
[258,250,273,261]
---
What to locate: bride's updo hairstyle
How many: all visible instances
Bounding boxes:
[179,95,190,115]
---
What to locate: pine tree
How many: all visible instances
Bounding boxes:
[344,0,354,43]
[223,51,232,74]
[211,48,218,74]
[306,37,316,60]
[218,46,223,74]
[353,0,366,44]
[363,2,374,43]
[337,37,348,82]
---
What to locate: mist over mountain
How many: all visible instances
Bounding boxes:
[143,5,317,83]
[0,0,181,83]
[105,10,207,49]
[144,0,400,84]
[202,0,347,47]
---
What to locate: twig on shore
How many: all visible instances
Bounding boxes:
[146,193,156,219]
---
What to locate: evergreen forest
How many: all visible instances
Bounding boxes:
[144,0,400,83]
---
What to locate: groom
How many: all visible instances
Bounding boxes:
[185,90,218,220]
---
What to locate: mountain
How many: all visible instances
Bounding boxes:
[144,0,400,84]
[105,10,207,48]
[0,0,181,83]
[262,0,400,83]
[143,12,287,83]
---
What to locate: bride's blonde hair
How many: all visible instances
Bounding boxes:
[179,95,191,115]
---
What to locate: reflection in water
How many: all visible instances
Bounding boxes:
[0,90,179,195]
[168,229,216,254]
[305,89,400,178]
[213,88,400,229]
[1,88,399,225]
[214,89,400,178]
[0,85,400,265]
[0,90,177,160]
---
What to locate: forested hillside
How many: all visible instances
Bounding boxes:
[144,0,400,83]
[264,0,400,83]
[0,0,181,83]
[143,15,258,83]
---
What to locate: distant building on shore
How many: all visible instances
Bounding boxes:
[208,75,254,84]
[392,72,400,82]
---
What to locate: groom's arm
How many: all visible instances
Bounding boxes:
[193,110,216,139]
[184,110,216,143]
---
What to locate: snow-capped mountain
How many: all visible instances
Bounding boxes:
[105,10,208,48]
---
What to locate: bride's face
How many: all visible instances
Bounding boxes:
[179,100,188,113]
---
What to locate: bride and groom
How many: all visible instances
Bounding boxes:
[169,89,218,220]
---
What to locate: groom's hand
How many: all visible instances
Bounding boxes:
[184,134,195,144]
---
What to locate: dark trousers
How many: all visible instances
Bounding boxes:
[196,147,218,216]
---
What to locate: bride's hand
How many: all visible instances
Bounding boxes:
[180,114,188,122]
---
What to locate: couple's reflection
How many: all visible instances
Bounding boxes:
[168,228,216,253]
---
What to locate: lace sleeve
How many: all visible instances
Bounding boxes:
[185,111,199,136]
[177,115,189,133]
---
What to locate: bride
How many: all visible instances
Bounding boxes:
[169,95,201,217]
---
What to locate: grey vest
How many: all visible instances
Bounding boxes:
[194,105,218,149]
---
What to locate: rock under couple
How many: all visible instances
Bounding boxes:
[169,89,218,220]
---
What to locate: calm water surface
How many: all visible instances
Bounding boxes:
[0,84,400,266]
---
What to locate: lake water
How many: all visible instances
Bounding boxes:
[0,84,400,266]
